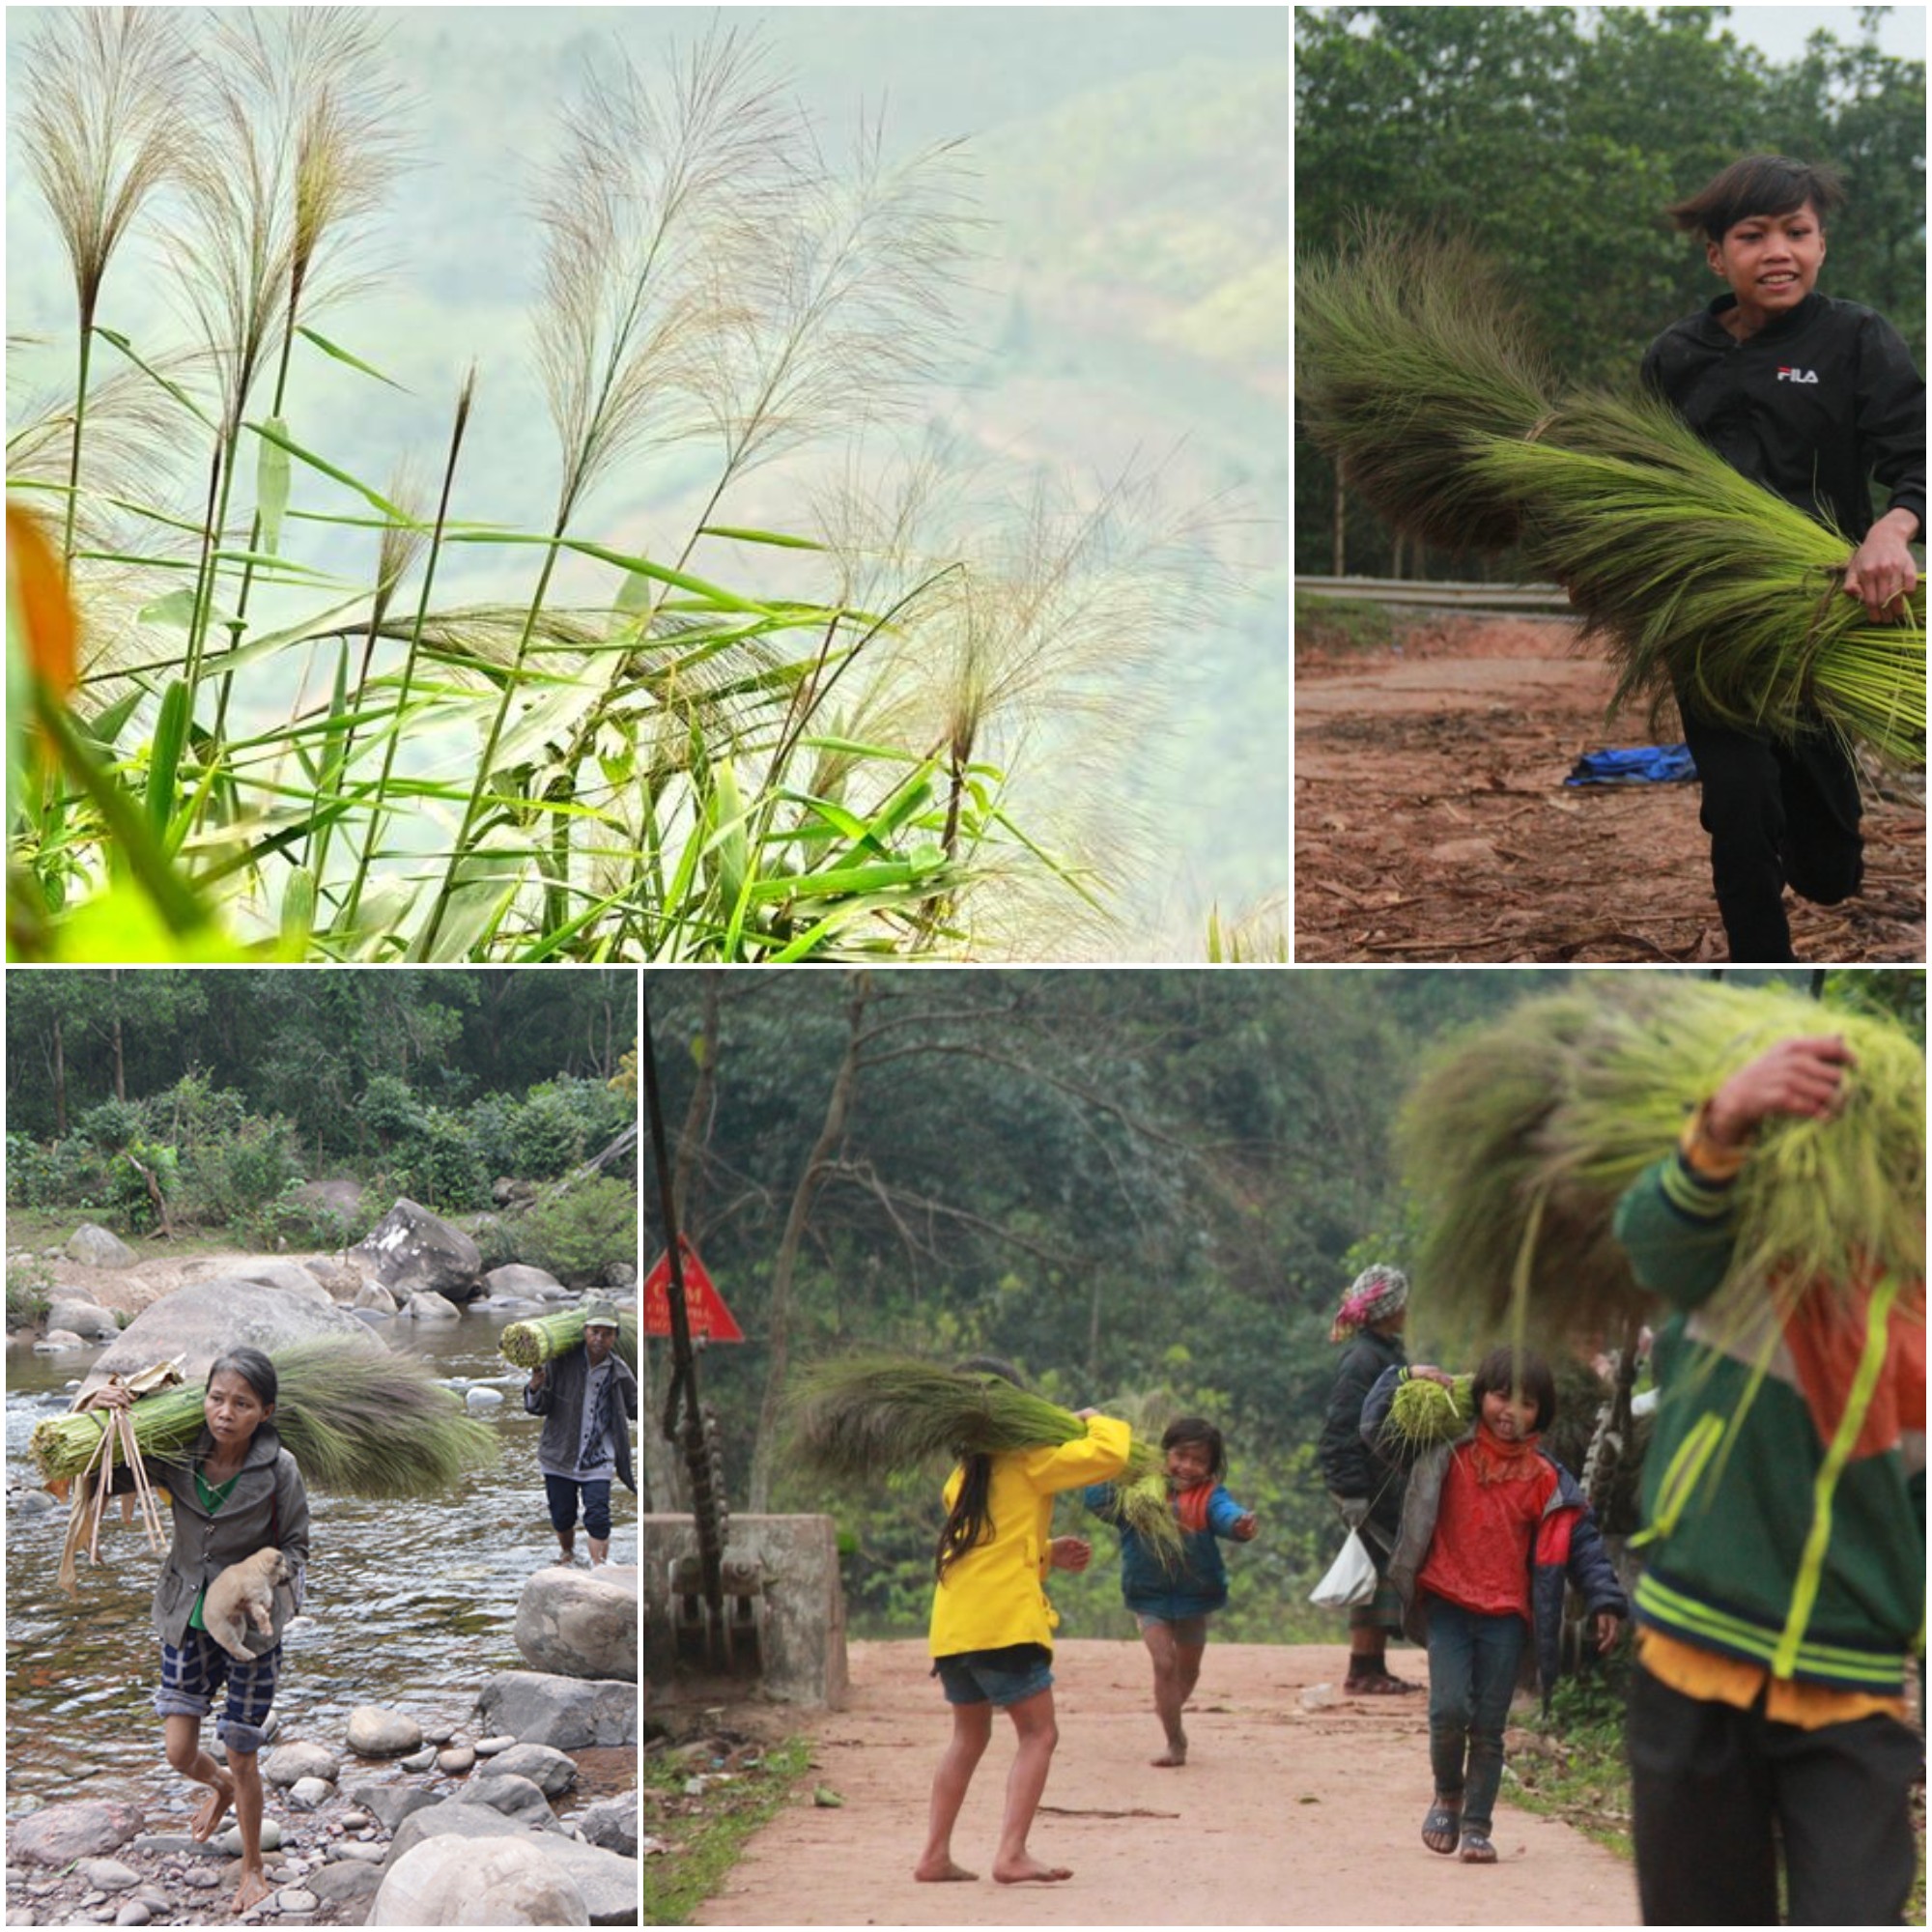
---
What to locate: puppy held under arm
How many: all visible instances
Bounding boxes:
[202,1547,291,1661]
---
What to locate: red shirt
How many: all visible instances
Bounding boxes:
[1415,1438,1558,1622]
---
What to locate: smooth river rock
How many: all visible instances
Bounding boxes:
[512,1565,638,1682]
[346,1707,422,1758]
[369,1835,587,1927]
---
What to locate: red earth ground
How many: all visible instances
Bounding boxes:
[1294,616,1925,962]
[678,1637,1641,1926]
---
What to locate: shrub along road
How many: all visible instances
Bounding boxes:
[689,1638,1640,1925]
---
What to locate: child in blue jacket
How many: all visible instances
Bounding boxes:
[1085,1416,1257,1766]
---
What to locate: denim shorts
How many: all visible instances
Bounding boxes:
[156,1629,281,1755]
[932,1643,1054,1707]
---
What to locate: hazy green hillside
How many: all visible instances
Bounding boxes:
[5,7,1289,947]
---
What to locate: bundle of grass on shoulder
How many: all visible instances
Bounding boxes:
[1398,978,1925,1350]
[32,1339,498,1497]
[786,1353,1179,1564]
[1296,225,1924,768]
[498,1307,639,1377]
[1383,1373,1474,1450]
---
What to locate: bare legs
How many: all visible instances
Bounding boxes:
[1142,1622,1206,1766]
[165,1715,268,1913]
[914,1689,1072,1885]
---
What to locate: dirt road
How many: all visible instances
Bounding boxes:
[688,1638,1639,1926]
[1294,617,1926,962]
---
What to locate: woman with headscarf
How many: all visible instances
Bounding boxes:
[1317,1264,1414,1693]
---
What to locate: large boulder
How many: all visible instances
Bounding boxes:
[349,1201,485,1305]
[65,1224,136,1269]
[484,1264,563,1301]
[475,1672,637,1749]
[45,1298,120,1342]
[75,1280,376,1400]
[290,1179,365,1225]
[226,1261,334,1305]
[514,1566,638,1682]
[9,1799,145,1865]
[370,1833,587,1927]
[470,1745,575,1799]
[303,1259,363,1299]
[448,1773,557,1828]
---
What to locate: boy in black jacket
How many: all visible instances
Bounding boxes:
[1642,154,1924,963]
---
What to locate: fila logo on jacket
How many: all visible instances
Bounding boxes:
[1776,366,1820,384]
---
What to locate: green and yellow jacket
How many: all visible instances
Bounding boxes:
[1613,1149,1925,1697]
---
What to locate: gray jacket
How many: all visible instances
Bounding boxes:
[525,1346,639,1493]
[136,1425,311,1648]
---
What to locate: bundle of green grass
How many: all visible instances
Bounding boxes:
[785,1353,1183,1568]
[32,1339,498,1496]
[498,1306,639,1377]
[1297,223,1924,767]
[1397,978,1925,1348]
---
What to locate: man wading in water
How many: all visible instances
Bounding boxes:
[525,1301,639,1567]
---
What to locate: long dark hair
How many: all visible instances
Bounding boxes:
[207,1347,278,1409]
[934,1357,1023,1581]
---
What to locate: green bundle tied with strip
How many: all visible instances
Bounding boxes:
[785,1352,1181,1569]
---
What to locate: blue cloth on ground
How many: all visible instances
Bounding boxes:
[1564,744,1697,786]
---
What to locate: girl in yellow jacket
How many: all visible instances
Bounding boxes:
[914,1358,1131,1887]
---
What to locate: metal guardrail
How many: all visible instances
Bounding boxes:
[1296,575,1577,613]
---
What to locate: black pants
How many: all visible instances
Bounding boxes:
[1627,1663,1919,1925]
[1676,703,1862,962]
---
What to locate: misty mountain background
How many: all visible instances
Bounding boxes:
[6,8,1291,952]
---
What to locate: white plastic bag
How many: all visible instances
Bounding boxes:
[1308,1527,1378,1608]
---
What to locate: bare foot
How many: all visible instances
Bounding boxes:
[190,1776,235,1843]
[1151,1741,1188,1767]
[913,1858,979,1882]
[231,1867,271,1914]
[993,1857,1073,1884]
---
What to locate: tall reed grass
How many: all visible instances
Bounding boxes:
[9,23,1222,962]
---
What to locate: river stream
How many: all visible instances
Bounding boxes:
[4,1315,639,1831]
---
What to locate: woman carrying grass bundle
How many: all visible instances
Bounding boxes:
[1083,1415,1258,1767]
[1362,1348,1626,1866]
[915,1356,1130,1888]
[86,1348,308,1918]
[1613,1033,1924,1925]
[1317,1264,1416,1695]
[1644,154,1925,962]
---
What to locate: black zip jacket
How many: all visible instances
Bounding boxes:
[1641,291,1925,543]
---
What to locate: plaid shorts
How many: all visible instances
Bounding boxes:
[156,1629,281,1755]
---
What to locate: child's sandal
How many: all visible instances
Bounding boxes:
[1421,1805,1461,1855]
[1458,1832,1497,1864]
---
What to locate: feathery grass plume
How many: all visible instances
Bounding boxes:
[1384,1373,1474,1449]
[32,1339,497,1496]
[417,27,794,959]
[785,1351,1158,1487]
[1399,979,1925,1350]
[1295,219,1556,553]
[498,1307,639,1378]
[1470,394,1925,766]
[18,6,194,574]
[542,116,978,925]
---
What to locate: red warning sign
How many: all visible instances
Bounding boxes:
[642,1236,745,1343]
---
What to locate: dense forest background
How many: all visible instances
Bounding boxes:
[1295,5,1927,578]
[641,966,1920,1640]
[5,971,637,1257]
